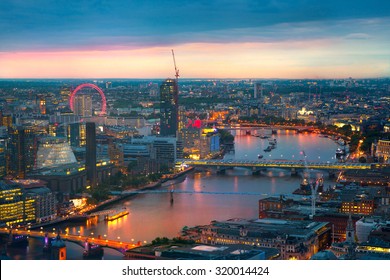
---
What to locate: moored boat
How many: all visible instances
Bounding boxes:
[7,234,28,247]
[105,210,129,222]
[335,148,346,158]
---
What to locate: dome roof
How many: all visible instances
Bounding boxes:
[311,250,337,260]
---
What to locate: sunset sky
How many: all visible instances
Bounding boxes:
[0,0,389,79]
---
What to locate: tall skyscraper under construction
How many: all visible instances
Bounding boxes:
[160,79,178,137]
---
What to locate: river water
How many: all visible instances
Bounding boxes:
[67,129,340,244]
[5,129,341,259]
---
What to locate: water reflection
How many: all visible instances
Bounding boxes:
[4,237,122,260]
[64,132,339,244]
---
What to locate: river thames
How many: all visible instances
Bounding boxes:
[6,129,341,259]
[68,129,340,243]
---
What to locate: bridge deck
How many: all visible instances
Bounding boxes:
[0,228,138,251]
[182,159,373,170]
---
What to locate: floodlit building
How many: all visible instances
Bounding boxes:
[74,94,92,117]
[341,199,374,215]
[7,179,57,223]
[179,128,220,159]
[67,122,86,147]
[375,140,390,162]
[26,187,57,223]
[28,160,112,196]
[36,137,77,169]
[7,127,36,179]
[356,217,381,243]
[0,143,6,178]
[0,182,35,226]
[194,218,331,260]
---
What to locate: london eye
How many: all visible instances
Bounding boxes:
[69,83,107,116]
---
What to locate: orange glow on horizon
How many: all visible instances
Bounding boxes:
[0,40,388,79]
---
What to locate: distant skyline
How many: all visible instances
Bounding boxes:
[0,0,389,79]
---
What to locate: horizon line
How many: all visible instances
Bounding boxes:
[0,76,389,81]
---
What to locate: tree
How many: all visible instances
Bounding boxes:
[338,124,353,137]
[127,160,138,173]
[218,129,234,144]
[151,237,170,245]
[358,156,367,163]
[159,164,170,174]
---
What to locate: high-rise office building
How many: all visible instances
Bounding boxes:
[254,82,262,100]
[86,122,97,188]
[179,127,219,159]
[0,143,6,178]
[37,94,47,115]
[160,79,178,137]
[0,182,35,226]
[254,82,264,115]
[129,136,180,173]
[60,87,71,104]
[1,114,12,127]
[25,186,57,223]
[7,127,36,179]
[67,122,86,147]
[74,94,92,117]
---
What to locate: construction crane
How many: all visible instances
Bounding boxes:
[171,49,180,81]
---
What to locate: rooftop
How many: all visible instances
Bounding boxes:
[208,218,329,240]
[7,179,47,189]
[128,243,279,260]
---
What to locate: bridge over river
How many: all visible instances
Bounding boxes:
[181,159,377,174]
[0,227,139,253]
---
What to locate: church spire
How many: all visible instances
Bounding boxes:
[345,214,355,244]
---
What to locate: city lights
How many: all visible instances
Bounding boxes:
[0,1,389,266]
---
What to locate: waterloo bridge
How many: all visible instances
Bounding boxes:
[180,159,380,177]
